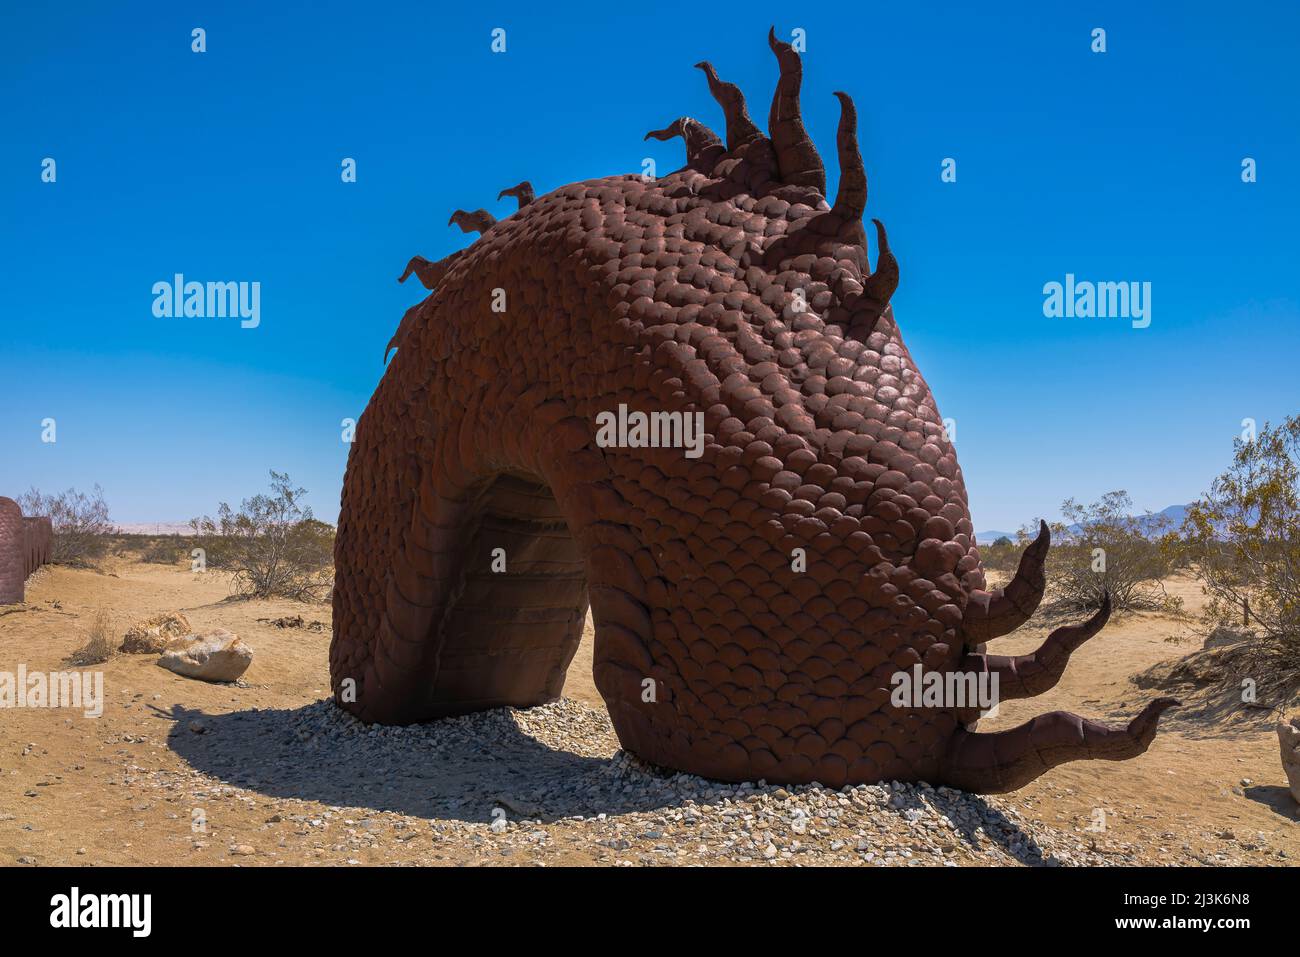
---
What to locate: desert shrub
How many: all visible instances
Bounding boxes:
[1182,416,1300,669]
[15,485,115,567]
[68,608,116,666]
[186,518,233,569]
[140,536,186,565]
[978,537,1021,577]
[190,471,334,600]
[1036,490,1180,615]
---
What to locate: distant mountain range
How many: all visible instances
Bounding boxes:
[976,504,1190,545]
[116,522,195,536]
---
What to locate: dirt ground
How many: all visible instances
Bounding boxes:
[1,555,1296,866]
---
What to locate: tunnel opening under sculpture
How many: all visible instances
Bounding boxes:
[420,471,590,717]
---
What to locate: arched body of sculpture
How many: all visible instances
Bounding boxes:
[0,497,52,604]
[330,34,1176,793]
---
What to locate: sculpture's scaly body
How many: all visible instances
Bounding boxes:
[331,33,1175,792]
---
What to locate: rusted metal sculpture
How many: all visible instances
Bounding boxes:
[331,33,1175,792]
[0,497,52,604]
[23,516,52,577]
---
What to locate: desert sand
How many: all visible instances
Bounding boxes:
[1,554,1296,866]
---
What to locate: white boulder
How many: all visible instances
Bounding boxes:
[157,629,252,682]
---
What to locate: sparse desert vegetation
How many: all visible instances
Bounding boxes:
[1158,416,1300,707]
[15,485,115,567]
[138,535,188,566]
[999,491,1181,617]
[188,471,334,601]
[1182,416,1300,654]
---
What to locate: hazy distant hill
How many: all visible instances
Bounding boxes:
[116,522,196,536]
[976,504,1190,545]
[1150,504,1189,526]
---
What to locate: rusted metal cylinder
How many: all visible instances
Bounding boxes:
[0,497,25,604]
[23,516,52,576]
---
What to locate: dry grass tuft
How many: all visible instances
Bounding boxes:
[68,608,117,666]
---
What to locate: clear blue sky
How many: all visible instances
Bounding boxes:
[2,1,1297,532]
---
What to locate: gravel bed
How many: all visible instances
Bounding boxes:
[127,696,1276,866]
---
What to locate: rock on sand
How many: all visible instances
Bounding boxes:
[1279,715,1300,804]
[157,629,252,682]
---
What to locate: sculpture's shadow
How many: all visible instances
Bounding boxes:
[1244,784,1300,822]
[884,787,1057,866]
[158,700,633,824]
[158,699,1059,864]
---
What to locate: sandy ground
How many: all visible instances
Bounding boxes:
[975,574,1298,859]
[1,555,1296,866]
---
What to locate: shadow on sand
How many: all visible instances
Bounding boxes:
[1243,784,1300,822]
[155,698,1062,863]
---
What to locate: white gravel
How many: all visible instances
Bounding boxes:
[136,696,1283,866]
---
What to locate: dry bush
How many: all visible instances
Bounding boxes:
[185,519,233,569]
[190,471,334,601]
[977,536,1020,578]
[16,486,115,567]
[1180,416,1300,698]
[68,608,116,666]
[140,536,186,565]
[1032,490,1180,615]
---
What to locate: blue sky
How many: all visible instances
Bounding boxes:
[2,1,1297,532]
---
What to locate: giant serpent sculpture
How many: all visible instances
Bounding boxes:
[331,32,1176,792]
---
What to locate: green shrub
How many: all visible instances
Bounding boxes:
[1182,416,1300,667]
[190,471,334,600]
[1035,491,1180,615]
[140,536,186,565]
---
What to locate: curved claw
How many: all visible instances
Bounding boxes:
[831,91,866,222]
[397,252,458,290]
[448,209,496,236]
[861,219,899,305]
[644,117,723,167]
[961,593,1112,701]
[963,520,1049,645]
[694,61,763,150]
[767,26,825,192]
[941,697,1180,793]
[384,303,425,364]
[497,181,535,208]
